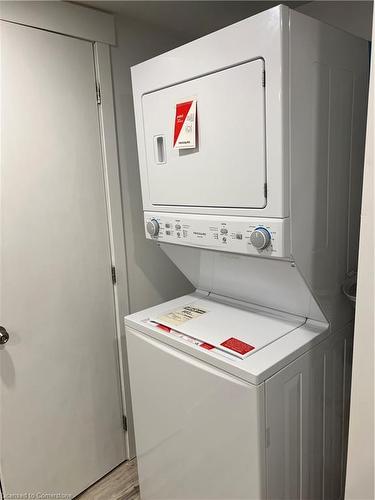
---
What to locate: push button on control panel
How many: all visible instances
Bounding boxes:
[220,228,228,234]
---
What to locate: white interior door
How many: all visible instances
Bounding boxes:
[142,59,266,208]
[0,21,125,497]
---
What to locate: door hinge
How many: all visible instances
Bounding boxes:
[96,81,102,105]
[111,266,117,284]
[266,427,270,448]
[122,415,128,432]
[262,70,266,87]
[264,182,268,198]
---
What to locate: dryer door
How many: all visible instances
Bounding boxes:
[142,58,266,209]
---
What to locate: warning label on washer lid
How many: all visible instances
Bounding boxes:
[221,337,255,356]
[173,99,197,149]
[158,304,207,326]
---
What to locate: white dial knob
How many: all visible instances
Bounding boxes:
[250,227,271,250]
[146,219,159,237]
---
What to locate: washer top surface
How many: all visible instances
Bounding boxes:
[125,293,329,384]
[147,296,303,359]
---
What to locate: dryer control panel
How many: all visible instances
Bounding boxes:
[144,212,290,258]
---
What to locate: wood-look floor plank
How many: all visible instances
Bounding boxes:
[76,459,140,500]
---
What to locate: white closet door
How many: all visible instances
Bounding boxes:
[0,21,125,497]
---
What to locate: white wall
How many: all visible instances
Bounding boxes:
[345,8,375,500]
[110,15,194,314]
[296,1,373,40]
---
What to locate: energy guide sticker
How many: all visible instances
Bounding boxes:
[158,305,207,326]
[173,99,197,149]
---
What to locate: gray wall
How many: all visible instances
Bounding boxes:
[110,15,194,313]
[296,1,373,40]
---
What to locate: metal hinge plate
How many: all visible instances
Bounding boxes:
[262,70,266,87]
[111,266,116,284]
[264,183,268,199]
[96,81,101,105]
[122,415,128,432]
[266,427,270,448]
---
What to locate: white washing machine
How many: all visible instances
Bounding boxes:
[126,5,368,499]
[126,294,352,499]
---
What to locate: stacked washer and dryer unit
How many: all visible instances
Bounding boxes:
[126,6,368,500]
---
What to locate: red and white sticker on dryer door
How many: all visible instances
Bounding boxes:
[173,99,197,149]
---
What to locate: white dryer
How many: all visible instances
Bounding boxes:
[126,5,368,499]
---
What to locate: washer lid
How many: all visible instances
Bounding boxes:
[148,297,305,360]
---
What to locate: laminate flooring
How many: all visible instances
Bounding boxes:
[77,459,140,500]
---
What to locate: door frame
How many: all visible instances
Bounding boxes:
[93,42,134,459]
[0,2,134,459]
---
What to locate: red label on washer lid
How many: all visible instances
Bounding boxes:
[156,323,171,333]
[200,342,215,350]
[221,337,255,355]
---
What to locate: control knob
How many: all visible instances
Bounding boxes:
[146,219,160,237]
[250,227,271,250]
[0,326,9,345]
